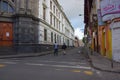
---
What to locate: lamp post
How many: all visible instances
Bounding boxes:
[79,14,89,46]
[84,34,87,47]
[92,14,99,52]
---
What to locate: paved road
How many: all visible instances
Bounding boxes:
[0,48,120,80]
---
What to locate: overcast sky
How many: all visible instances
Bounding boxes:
[58,0,84,39]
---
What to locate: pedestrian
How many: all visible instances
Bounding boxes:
[54,42,58,56]
[62,43,67,55]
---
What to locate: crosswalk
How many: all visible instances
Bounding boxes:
[0,59,97,76]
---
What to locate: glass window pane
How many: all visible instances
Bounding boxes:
[1,1,8,12]
[44,29,47,41]
[0,1,1,11]
[8,5,14,12]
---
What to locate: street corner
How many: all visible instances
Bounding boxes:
[0,64,6,68]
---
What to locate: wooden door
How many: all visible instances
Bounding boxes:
[0,22,13,46]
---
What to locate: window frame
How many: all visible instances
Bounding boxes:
[1,1,8,12]
[44,29,47,41]
[50,13,52,25]
[0,1,14,13]
[43,7,46,20]
[51,32,53,42]
[50,1,52,10]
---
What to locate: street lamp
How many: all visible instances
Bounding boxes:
[79,14,89,45]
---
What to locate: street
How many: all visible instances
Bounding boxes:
[0,48,120,80]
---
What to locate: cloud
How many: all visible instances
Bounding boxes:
[70,17,84,29]
[74,28,84,40]
[58,0,84,39]
[58,0,84,20]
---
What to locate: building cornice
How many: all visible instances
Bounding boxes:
[12,13,40,22]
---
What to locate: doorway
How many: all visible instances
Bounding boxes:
[0,22,13,46]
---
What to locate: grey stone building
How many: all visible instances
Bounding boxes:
[0,0,40,54]
[38,0,74,48]
[0,0,74,55]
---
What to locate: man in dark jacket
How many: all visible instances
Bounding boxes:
[62,43,67,55]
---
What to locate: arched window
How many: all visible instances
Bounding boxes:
[8,4,14,12]
[1,1,8,12]
[0,1,14,13]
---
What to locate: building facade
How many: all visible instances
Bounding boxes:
[38,0,74,49]
[84,0,120,62]
[0,0,74,54]
[100,0,120,62]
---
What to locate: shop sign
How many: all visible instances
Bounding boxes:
[100,0,120,21]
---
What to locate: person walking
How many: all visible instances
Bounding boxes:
[54,42,58,56]
[62,43,67,55]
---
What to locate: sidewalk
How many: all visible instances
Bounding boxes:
[0,48,70,59]
[0,51,53,59]
[87,49,120,73]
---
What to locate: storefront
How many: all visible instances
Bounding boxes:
[110,21,120,62]
[100,0,120,62]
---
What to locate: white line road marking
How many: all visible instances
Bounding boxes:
[26,63,45,66]
[26,63,91,70]
[37,60,87,65]
[0,62,17,64]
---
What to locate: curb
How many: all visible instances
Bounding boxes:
[91,62,120,74]
[82,47,120,74]
[0,51,52,59]
[88,56,120,74]
[0,48,70,59]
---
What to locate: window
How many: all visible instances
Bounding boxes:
[43,7,46,20]
[54,34,56,42]
[53,5,55,13]
[59,21,60,30]
[44,29,47,41]
[56,19,58,29]
[63,37,64,43]
[57,35,59,43]
[54,16,56,27]
[0,1,1,10]
[59,12,60,18]
[50,13,52,25]
[2,1,8,12]
[8,5,14,12]
[50,1,52,10]
[60,36,61,44]
[0,1,14,13]
[51,32,53,42]
[56,9,58,16]
[62,24,64,32]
